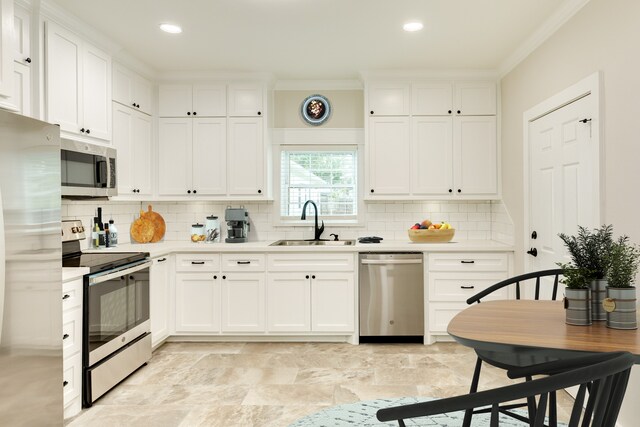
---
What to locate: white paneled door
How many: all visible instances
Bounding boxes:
[528,94,597,284]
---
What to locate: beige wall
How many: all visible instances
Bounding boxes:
[501,0,640,274]
[274,90,364,128]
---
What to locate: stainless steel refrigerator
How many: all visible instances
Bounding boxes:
[0,109,62,425]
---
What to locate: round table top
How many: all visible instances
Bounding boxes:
[447,300,640,362]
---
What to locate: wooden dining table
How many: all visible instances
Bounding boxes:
[447,300,640,363]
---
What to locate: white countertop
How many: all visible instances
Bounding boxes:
[84,239,514,258]
[63,267,89,282]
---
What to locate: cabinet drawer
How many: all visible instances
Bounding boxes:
[428,302,467,333]
[428,252,508,272]
[62,307,82,357]
[221,253,265,272]
[267,253,354,272]
[429,272,509,302]
[175,253,220,272]
[62,278,83,312]
[63,352,82,405]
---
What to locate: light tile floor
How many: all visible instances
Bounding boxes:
[67,342,574,426]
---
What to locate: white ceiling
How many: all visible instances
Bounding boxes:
[52,0,573,79]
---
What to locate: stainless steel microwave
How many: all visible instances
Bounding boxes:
[61,140,117,198]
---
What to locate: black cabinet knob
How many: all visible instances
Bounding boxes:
[25,57,31,63]
[457,189,461,193]
[527,248,538,257]
[132,189,136,193]
[187,190,191,194]
[137,189,140,193]
[63,333,69,340]
[137,104,140,108]
[306,275,309,279]
[63,381,68,387]
[132,102,136,107]
[258,189,262,194]
[257,111,262,116]
[370,189,374,193]
[193,190,197,194]
[370,111,374,115]
[448,110,452,114]
[213,275,217,279]
[448,189,453,193]
[187,112,191,115]
[193,112,197,116]
[222,275,226,280]
[457,110,461,114]
[312,275,316,279]
[86,129,90,134]
[80,128,85,133]
[62,294,70,300]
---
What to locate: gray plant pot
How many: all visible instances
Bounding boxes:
[590,279,607,321]
[605,287,637,330]
[564,288,592,326]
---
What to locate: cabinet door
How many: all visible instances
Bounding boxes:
[13,62,30,117]
[193,84,226,117]
[175,273,220,333]
[192,118,226,195]
[13,5,30,64]
[412,82,453,116]
[266,273,310,332]
[454,81,496,115]
[367,82,410,116]
[221,273,265,332]
[82,43,111,141]
[367,117,410,196]
[227,117,264,196]
[112,104,134,194]
[159,84,192,117]
[158,118,192,196]
[132,110,153,195]
[0,0,13,99]
[150,257,170,345]
[411,117,453,196]
[45,21,82,133]
[112,63,134,109]
[228,83,263,116]
[453,116,497,195]
[133,74,153,115]
[311,272,354,332]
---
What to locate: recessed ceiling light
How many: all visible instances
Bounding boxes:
[403,22,424,32]
[159,23,182,34]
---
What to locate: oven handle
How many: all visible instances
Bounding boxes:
[88,260,152,285]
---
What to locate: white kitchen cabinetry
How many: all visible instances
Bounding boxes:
[454,81,496,116]
[411,82,453,116]
[150,256,170,346]
[412,81,496,116]
[13,5,30,64]
[10,5,30,116]
[174,254,221,334]
[228,83,263,117]
[159,84,226,117]
[112,103,152,197]
[411,116,453,196]
[62,276,83,419]
[112,63,152,115]
[266,273,311,332]
[367,82,410,116]
[45,21,111,142]
[221,273,266,332]
[426,252,510,344]
[311,272,355,332]
[367,117,410,196]
[158,117,227,196]
[227,117,265,197]
[12,62,30,116]
[0,0,14,106]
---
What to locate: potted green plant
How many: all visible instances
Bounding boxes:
[559,225,614,321]
[558,263,592,326]
[604,236,640,330]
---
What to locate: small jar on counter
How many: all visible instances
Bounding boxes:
[191,223,205,242]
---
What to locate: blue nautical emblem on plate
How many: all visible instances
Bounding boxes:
[301,94,331,126]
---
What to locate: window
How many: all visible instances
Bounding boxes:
[280,148,358,221]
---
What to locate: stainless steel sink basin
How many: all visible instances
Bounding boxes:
[270,239,356,246]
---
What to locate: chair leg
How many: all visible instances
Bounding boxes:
[526,375,537,426]
[549,390,557,427]
[463,357,483,427]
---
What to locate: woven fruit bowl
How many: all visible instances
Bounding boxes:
[408,228,456,243]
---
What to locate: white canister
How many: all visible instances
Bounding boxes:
[205,215,220,243]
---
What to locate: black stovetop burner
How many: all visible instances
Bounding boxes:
[62,251,149,274]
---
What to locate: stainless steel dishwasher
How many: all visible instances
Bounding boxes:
[359,253,424,337]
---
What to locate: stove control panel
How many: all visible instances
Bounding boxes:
[62,220,86,242]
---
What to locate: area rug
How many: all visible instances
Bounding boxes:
[289,397,566,426]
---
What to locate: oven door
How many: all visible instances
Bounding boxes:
[86,260,151,366]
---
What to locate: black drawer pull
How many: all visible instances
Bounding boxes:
[62,294,71,300]
[460,285,475,289]
[460,260,475,264]
[191,261,205,265]
[63,333,70,340]
[237,261,251,265]
[63,381,69,387]
[158,258,167,263]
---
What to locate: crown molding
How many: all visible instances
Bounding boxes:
[274,80,363,91]
[157,70,275,85]
[360,69,499,82]
[498,0,591,78]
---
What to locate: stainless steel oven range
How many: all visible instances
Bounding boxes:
[62,220,151,406]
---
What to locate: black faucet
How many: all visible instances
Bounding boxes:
[301,200,325,241]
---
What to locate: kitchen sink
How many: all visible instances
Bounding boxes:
[270,239,356,246]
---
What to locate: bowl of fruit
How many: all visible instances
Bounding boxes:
[408,219,455,243]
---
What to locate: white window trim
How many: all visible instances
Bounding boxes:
[272,129,366,227]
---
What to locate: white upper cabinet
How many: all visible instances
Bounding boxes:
[454,116,497,195]
[412,82,453,116]
[192,118,227,196]
[13,5,30,65]
[159,84,226,117]
[411,117,454,196]
[454,81,496,115]
[367,82,410,116]
[112,63,152,115]
[367,117,411,196]
[45,21,111,143]
[228,83,263,117]
[227,117,265,197]
[112,103,152,197]
[12,62,30,116]
[411,81,496,116]
[0,0,14,103]
[158,118,192,196]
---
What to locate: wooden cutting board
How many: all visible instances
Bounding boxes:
[145,205,166,243]
[130,210,154,243]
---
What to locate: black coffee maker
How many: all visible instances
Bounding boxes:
[225,206,249,243]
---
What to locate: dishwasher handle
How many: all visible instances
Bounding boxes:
[361,259,422,265]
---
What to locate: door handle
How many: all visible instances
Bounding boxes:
[527,248,538,257]
[236,261,251,265]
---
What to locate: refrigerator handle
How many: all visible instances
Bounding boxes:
[0,184,5,343]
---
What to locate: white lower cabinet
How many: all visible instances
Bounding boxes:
[266,273,311,332]
[311,273,355,332]
[62,276,83,419]
[221,273,265,332]
[150,256,170,346]
[175,272,221,333]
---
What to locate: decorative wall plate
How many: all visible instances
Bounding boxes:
[301,94,331,126]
